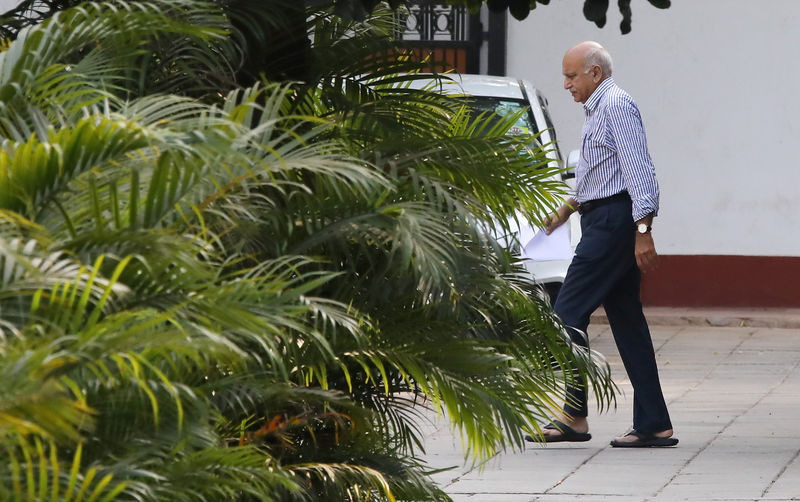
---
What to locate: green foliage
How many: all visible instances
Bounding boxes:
[0,0,672,41]
[0,0,617,500]
[0,439,128,501]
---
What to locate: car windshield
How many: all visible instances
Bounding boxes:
[461,97,539,138]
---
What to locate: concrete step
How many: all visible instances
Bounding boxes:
[591,306,800,329]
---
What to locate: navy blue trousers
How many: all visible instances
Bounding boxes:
[553,196,672,434]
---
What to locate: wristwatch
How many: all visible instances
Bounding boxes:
[637,223,652,234]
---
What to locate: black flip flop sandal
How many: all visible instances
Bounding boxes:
[609,429,679,448]
[525,420,592,443]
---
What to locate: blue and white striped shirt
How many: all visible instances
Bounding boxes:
[576,77,659,222]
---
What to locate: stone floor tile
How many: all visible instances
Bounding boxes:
[419,324,800,502]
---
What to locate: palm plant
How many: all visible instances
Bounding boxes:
[0,0,615,500]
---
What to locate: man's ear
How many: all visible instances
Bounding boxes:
[591,65,603,82]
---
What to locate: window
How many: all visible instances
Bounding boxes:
[462,97,539,138]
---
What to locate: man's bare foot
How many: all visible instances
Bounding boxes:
[611,428,673,444]
[540,416,589,439]
[609,428,678,447]
[524,416,592,443]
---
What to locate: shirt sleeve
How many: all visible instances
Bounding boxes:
[606,97,660,221]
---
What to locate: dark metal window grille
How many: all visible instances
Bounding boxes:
[395,3,470,43]
[391,2,489,75]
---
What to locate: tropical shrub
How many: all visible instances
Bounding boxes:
[0,1,615,500]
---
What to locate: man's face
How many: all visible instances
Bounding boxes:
[562,51,600,104]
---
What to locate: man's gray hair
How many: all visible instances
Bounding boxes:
[583,46,613,76]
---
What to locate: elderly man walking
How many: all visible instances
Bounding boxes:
[528,41,677,447]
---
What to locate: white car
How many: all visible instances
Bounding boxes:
[407,74,580,302]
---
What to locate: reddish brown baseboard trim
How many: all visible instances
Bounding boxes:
[641,255,800,308]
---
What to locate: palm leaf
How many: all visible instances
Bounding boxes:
[0,1,227,103]
[0,438,128,502]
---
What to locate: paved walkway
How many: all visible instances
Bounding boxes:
[420,319,800,501]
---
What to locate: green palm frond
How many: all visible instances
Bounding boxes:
[102,444,299,502]
[0,1,228,103]
[0,438,127,502]
[497,278,618,416]
[0,2,620,500]
[336,338,540,457]
[0,362,93,441]
[0,239,130,334]
[367,101,568,224]
[0,113,151,218]
[221,83,391,194]
[291,447,450,502]
[288,462,396,502]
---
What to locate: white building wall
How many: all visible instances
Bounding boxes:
[2,0,796,258]
[507,0,800,257]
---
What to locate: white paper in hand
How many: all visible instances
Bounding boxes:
[522,223,573,262]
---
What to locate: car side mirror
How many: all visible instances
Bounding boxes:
[563,149,579,179]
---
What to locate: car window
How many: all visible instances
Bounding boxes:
[461,97,539,138]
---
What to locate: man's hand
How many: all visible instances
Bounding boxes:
[544,210,567,234]
[635,232,659,273]
[545,199,577,235]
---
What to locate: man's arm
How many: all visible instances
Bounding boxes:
[606,98,660,273]
[606,97,660,223]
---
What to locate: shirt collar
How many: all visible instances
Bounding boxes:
[583,77,615,114]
